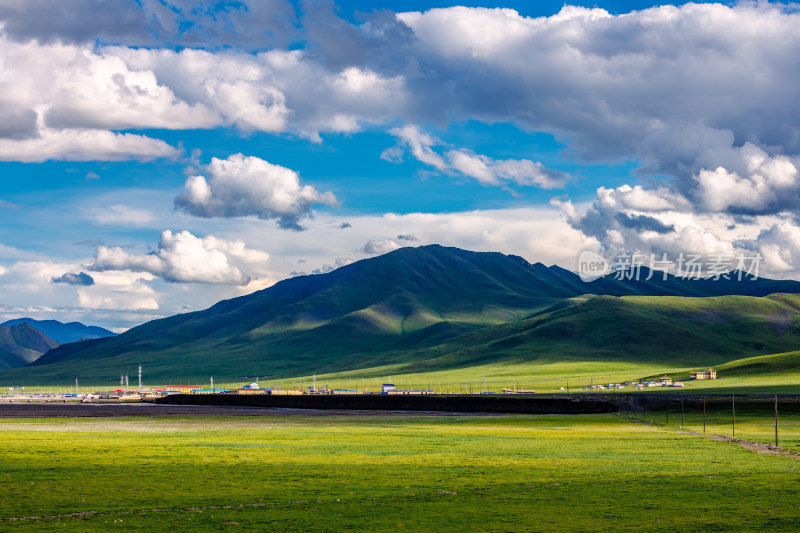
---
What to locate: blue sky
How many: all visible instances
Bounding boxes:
[1,0,799,330]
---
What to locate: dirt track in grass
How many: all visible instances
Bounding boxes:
[678,429,800,459]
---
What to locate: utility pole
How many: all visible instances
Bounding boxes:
[75,378,78,395]
[138,365,142,391]
[703,397,706,433]
[775,394,779,447]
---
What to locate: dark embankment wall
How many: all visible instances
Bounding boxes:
[156,394,620,414]
[619,393,800,412]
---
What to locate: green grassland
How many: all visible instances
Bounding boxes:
[1,413,800,531]
[8,355,800,395]
[207,348,800,395]
[645,350,800,394]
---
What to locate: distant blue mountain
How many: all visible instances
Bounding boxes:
[0,322,60,369]
[0,318,117,344]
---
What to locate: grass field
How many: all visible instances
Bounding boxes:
[1,412,800,531]
[7,361,792,395]
[11,349,800,395]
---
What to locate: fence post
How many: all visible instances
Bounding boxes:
[732,393,736,438]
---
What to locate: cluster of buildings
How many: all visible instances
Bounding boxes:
[636,376,684,388]
[582,369,718,391]
[156,382,435,396]
[3,368,720,402]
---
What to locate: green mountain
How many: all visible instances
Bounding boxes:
[714,349,800,377]
[0,323,60,370]
[394,293,800,373]
[3,245,800,384]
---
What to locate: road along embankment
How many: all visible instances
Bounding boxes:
[156,393,620,414]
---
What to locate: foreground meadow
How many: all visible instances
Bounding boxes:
[0,413,799,531]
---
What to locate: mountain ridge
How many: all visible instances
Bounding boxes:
[5,244,800,383]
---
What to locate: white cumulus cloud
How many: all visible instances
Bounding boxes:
[175,153,338,230]
[693,143,800,213]
[395,4,800,172]
[91,230,256,285]
[551,181,800,279]
[363,239,402,255]
[110,46,406,141]
[3,2,800,178]
[753,223,800,274]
